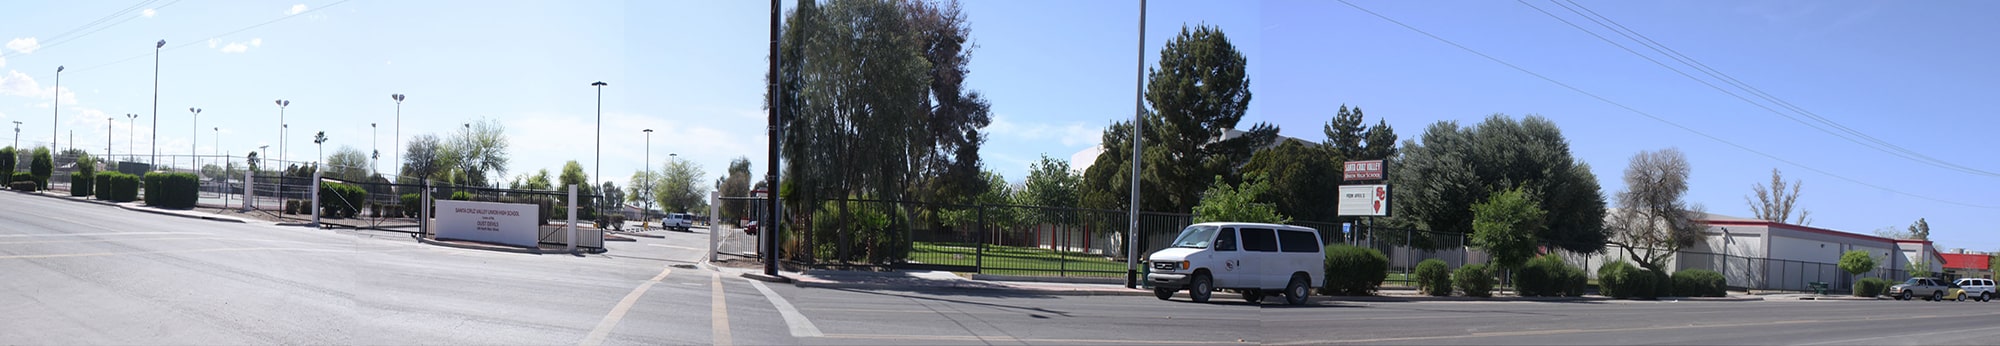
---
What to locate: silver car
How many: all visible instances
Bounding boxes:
[1888,277,1951,301]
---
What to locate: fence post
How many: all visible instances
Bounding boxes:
[567,184,578,253]
[975,205,985,274]
[310,169,321,228]
[420,180,431,238]
[241,166,253,212]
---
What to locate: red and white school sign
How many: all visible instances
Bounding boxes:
[1337,184,1390,217]
[1343,160,1385,181]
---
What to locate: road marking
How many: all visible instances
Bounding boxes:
[0,247,344,259]
[1269,316,1855,345]
[646,243,706,251]
[0,231,207,238]
[712,272,733,346]
[817,334,1249,344]
[747,278,823,337]
[580,267,671,346]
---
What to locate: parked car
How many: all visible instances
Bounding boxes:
[663,213,694,232]
[1945,278,1995,302]
[1146,222,1323,305]
[743,221,759,236]
[1888,277,1952,301]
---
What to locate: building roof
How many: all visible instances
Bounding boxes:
[1942,253,1990,271]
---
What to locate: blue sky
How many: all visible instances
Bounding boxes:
[2,1,1995,252]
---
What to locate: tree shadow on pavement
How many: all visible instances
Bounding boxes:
[818,287,1076,318]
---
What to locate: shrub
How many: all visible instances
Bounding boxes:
[141,172,200,209]
[1453,264,1496,297]
[1601,262,1662,299]
[1854,277,1891,297]
[30,147,52,189]
[94,172,114,200]
[68,173,91,196]
[285,200,302,215]
[1672,269,1728,297]
[807,201,909,264]
[1561,265,1588,297]
[1598,260,1632,298]
[1515,254,1577,297]
[1415,259,1453,296]
[1318,244,1390,296]
[106,173,140,202]
[449,191,474,201]
[10,172,34,191]
[9,180,35,191]
[0,146,15,183]
[401,194,422,217]
[319,182,367,218]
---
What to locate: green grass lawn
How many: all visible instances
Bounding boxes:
[909,242,1128,277]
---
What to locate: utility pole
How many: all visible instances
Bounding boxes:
[1125,0,1147,289]
[763,0,783,278]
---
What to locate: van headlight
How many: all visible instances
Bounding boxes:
[1179,261,1190,270]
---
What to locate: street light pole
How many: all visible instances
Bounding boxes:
[52,65,62,151]
[107,117,113,159]
[370,123,378,177]
[591,81,607,220]
[11,121,19,149]
[1126,0,1147,288]
[190,107,200,170]
[275,100,289,167]
[643,128,653,229]
[152,40,164,168]
[391,94,403,180]
[126,114,137,161]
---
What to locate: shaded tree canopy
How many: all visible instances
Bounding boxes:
[1388,114,1606,253]
[1080,25,1275,214]
[719,157,753,220]
[1606,147,1707,274]
[1239,140,1341,223]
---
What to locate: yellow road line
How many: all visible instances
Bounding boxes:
[580,267,671,346]
[713,271,733,346]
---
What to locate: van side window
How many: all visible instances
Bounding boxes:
[1277,230,1318,253]
[1240,228,1277,252]
[1214,228,1237,251]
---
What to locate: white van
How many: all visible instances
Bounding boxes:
[1147,222,1323,305]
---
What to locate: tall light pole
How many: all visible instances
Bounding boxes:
[152,39,164,168]
[52,65,62,151]
[642,128,653,228]
[275,100,289,167]
[390,94,403,180]
[125,114,137,161]
[106,117,113,159]
[591,81,607,220]
[370,123,378,177]
[189,107,201,170]
[1126,0,1147,288]
[11,121,19,149]
[213,127,220,162]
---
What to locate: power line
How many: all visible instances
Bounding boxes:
[67,0,355,75]
[1331,0,1997,209]
[1536,0,2000,178]
[36,0,188,54]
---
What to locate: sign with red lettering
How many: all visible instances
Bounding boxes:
[1338,184,1391,217]
[1343,160,1386,181]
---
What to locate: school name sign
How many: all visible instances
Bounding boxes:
[436,200,540,247]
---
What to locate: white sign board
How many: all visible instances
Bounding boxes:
[436,199,541,247]
[1338,184,1391,217]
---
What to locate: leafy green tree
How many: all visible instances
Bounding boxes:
[1838,250,1876,277]
[1745,168,1811,225]
[628,170,658,215]
[524,169,553,191]
[1910,259,1933,278]
[326,146,371,182]
[1907,218,1930,240]
[1239,140,1341,223]
[1020,154,1080,209]
[773,0,934,219]
[1080,25,1276,215]
[1471,186,1545,271]
[31,146,53,189]
[1388,115,1605,252]
[399,134,447,184]
[718,157,753,221]
[445,118,509,187]
[559,160,590,192]
[1191,174,1288,224]
[1606,148,1706,276]
[1,146,17,183]
[653,156,708,213]
[903,0,993,206]
[1323,105,1398,160]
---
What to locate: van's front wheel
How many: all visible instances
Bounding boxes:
[1190,273,1214,303]
[1284,274,1311,305]
[1154,287,1176,300]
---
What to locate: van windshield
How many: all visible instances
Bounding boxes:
[1170,225,1220,249]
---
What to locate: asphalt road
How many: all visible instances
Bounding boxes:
[9,190,2000,345]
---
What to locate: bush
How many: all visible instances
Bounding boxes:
[1600,261,1661,299]
[1415,259,1453,296]
[29,147,52,189]
[1561,266,1588,297]
[141,172,200,209]
[0,146,15,183]
[449,191,474,201]
[105,173,140,202]
[401,193,422,217]
[1854,277,1891,297]
[807,201,910,264]
[1598,260,1631,298]
[9,172,34,191]
[68,173,90,196]
[1515,254,1575,297]
[285,200,302,215]
[1318,244,1390,296]
[1672,269,1728,297]
[8,180,36,191]
[319,182,367,218]
[1453,264,1496,297]
[94,172,114,200]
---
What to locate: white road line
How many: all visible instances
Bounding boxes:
[580,267,671,346]
[0,232,207,238]
[747,278,823,337]
[712,272,733,346]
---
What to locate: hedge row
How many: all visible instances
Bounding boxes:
[1671,269,1728,297]
[1453,264,1496,298]
[142,172,200,209]
[1854,277,1891,297]
[1515,254,1587,297]
[1414,259,1452,296]
[95,172,140,202]
[1598,260,1668,299]
[1318,244,1389,296]
[319,182,367,218]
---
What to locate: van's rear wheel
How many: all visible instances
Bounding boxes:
[1190,273,1213,303]
[1242,289,1264,304]
[1284,274,1311,305]
[1154,287,1175,301]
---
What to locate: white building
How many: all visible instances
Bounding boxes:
[1587,212,1941,291]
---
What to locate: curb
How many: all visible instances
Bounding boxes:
[414,237,597,255]
[19,191,249,224]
